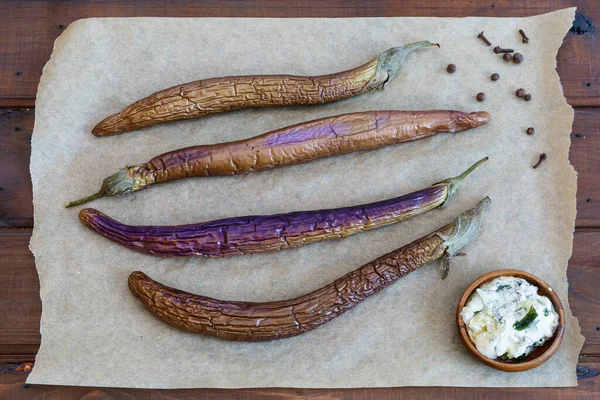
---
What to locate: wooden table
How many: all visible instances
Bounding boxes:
[1,1,598,398]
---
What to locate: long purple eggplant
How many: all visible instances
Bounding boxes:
[79,157,488,258]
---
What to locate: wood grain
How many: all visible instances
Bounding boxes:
[0,358,598,400]
[0,230,40,348]
[0,1,599,397]
[1,107,598,228]
[0,0,598,104]
[0,109,33,228]
[570,108,600,227]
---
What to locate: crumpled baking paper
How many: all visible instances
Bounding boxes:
[29,8,583,388]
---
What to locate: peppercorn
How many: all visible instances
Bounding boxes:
[491,73,500,81]
[516,88,526,98]
[524,94,532,101]
[503,53,512,62]
[476,92,486,102]
[527,127,534,135]
[447,64,456,73]
[513,53,524,63]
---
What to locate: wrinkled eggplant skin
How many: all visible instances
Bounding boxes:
[132,110,490,186]
[80,185,447,258]
[128,224,452,341]
[93,61,380,136]
[127,197,490,342]
[92,41,442,136]
[66,109,489,208]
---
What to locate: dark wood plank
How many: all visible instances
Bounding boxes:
[0,358,599,399]
[568,230,600,355]
[0,2,598,397]
[0,99,34,109]
[0,109,33,228]
[571,108,600,227]
[0,228,597,356]
[1,107,598,228]
[0,0,598,105]
[0,230,40,348]
[0,355,36,364]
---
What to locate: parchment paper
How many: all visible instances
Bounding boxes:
[29,8,584,388]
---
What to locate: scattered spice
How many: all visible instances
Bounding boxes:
[494,46,514,54]
[491,73,500,81]
[503,53,513,62]
[533,153,547,169]
[513,53,524,63]
[447,64,457,73]
[476,92,486,102]
[524,94,532,101]
[478,31,492,46]
[516,88,526,98]
[527,127,535,135]
[519,29,530,44]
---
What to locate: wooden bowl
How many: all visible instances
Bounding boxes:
[456,269,565,372]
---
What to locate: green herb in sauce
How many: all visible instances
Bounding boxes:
[461,276,559,360]
[513,306,538,331]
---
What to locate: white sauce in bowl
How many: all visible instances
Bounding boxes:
[460,276,559,361]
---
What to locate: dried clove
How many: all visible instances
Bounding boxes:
[533,153,547,169]
[516,88,526,98]
[503,53,513,62]
[519,29,529,44]
[478,31,492,46]
[494,46,514,54]
[513,53,524,63]
[527,127,535,135]
[447,64,457,73]
[476,92,486,102]
[491,73,500,81]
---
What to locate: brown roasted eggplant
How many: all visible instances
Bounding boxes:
[93,41,439,136]
[67,110,489,207]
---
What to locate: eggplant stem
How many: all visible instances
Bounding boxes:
[64,165,145,208]
[443,197,491,252]
[457,156,489,181]
[375,41,440,88]
[65,191,107,208]
[435,196,491,279]
[437,156,489,205]
[441,253,451,279]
